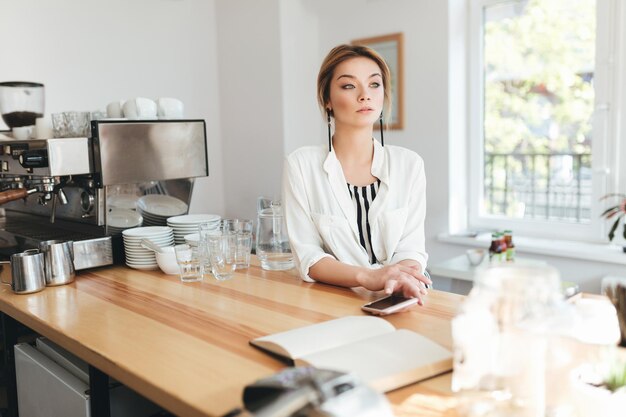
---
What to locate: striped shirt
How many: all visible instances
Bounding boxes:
[347,179,381,264]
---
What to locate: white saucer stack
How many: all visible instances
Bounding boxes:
[137,195,188,226]
[107,208,143,235]
[184,233,200,247]
[107,194,140,210]
[167,214,221,244]
[122,226,175,270]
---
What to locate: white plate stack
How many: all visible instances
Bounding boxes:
[137,195,189,226]
[184,233,200,247]
[107,194,140,210]
[122,226,175,270]
[107,209,143,235]
[167,214,221,244]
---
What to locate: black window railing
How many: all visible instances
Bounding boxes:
[484,152,592,223]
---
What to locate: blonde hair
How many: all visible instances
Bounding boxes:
[317,44,392,121]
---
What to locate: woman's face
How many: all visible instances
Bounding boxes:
[327,57,384,129]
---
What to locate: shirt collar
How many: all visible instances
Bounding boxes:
[323,139,388,184]
[370,139,388,184]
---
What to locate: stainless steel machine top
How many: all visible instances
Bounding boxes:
[0,119,209,269]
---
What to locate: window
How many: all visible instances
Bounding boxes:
[468,0,622,241]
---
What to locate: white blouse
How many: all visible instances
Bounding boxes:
[282,139,428,282]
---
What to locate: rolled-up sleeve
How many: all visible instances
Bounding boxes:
[282,156,334,282]
[389,156,428,271]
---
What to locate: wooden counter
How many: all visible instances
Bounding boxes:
[0,258,461,417]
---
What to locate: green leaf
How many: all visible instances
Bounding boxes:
[600,193,626,201]
[608,211,622,219]
[601,206,620,217]
[609,217,620,241]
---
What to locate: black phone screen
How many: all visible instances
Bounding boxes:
[365,295,413,310]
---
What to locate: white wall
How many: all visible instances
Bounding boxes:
[215,0,285,223]
[279,0,323,155]
[0,0,224,215]
[215,0,322,223]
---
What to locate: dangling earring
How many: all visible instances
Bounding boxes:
[379,111,384,147]
[327,109,332,152]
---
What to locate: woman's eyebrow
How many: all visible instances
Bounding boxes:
[336,72,382,80]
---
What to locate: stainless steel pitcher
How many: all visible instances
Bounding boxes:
[0,250,46,294]
[39,240,75,286]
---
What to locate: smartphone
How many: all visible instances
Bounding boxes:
[361,295,419,315]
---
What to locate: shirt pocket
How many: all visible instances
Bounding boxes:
[377,207,408,260]
[311,213,354,257]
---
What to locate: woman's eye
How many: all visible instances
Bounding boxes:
[370,82,381,88]
[340,84,355,90]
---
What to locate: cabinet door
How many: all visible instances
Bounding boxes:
[15,343,90,417]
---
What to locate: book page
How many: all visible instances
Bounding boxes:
[296,329,452,393]
[250,316,395,360]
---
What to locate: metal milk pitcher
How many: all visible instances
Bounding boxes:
[39,240,75,286]
[0,250,46,294]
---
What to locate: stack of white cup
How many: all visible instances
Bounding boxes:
[106,97,184,120]
[12,116,54,140]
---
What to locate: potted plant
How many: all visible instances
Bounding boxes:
[600,193,626,251]
[570,359,626,417]
[604,283,626,348]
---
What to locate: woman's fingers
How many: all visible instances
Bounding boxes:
[397,264,432,286]
[394,274,425,303]
[368,265,431,306]
[384,279,397,294]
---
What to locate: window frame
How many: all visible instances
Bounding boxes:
[467,0,622,243]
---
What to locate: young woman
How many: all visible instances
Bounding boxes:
[282,44,430,302]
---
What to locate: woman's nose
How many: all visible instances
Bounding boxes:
[358,92,370,101]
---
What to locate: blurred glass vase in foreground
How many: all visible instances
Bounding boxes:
[256,199,294,271]
[452,264,565,417]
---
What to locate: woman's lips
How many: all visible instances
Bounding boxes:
[357,108,374,113]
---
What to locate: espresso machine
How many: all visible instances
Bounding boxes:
[0,119,209,269]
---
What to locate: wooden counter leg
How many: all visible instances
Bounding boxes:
[1,313,19,417]
[89,365,111,417]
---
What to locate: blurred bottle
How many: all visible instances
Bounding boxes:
[489,232,499,262]
[504,230,515,262]
[497,233,507,261]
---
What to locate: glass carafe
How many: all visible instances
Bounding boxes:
[256,200,294,271]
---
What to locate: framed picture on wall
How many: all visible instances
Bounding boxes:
[351,32,404,130]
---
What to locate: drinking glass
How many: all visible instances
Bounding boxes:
[211,219,253,270]
[174,244,202,282]
[207,232,237,281]
[51,112,67,138]
[234,220,253,269]
[64,111,90,137]
[220,219,237,233]
[198,223,218,279]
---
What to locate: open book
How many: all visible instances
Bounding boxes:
[250,316,452,392]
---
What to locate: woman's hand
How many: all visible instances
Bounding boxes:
[356,263,432,304]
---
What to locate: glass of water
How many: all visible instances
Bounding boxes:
[174,244,202,282]
[207,232,237,281]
